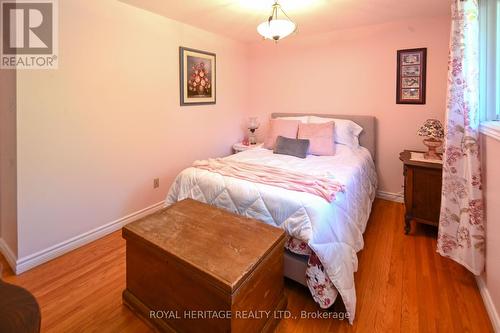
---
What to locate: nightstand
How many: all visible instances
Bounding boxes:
[399,150,443,235]
[232,142,264,154]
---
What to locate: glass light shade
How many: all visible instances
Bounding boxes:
[257,19,296,40]
[248,117,259,130]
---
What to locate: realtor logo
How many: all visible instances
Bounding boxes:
[1,0,58,69]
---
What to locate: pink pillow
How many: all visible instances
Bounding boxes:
[298,122,336,156]
[264,119,300,149]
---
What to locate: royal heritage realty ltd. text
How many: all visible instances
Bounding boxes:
[149,310,350,321]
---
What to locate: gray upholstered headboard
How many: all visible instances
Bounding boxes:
[271,113,376,159]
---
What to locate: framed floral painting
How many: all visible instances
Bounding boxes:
[396,48,427,104]
[179,47,216,106]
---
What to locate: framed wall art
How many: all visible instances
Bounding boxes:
[396,48,427,104]
[179,47,216,106]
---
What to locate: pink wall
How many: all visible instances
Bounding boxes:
[248,16,451,194]
[14,1,249,259]
[481,133,500,326]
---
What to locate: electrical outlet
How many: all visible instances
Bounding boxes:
[153,178,160,189]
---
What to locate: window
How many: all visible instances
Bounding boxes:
[479,0,500,122]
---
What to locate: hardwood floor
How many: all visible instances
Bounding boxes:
[0,199,493,332]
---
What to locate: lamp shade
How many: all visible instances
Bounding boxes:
[417,119,444,139]
[257,19,296,41]
[248,117,259,130]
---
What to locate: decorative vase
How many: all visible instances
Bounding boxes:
[423,138,443,160]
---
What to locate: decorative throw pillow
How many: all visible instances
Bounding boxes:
[264,119,300,149]
[273,136,310,159]
[308,116,363,148]
[298,122,335,156]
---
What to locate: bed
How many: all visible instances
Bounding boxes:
[165,113,377,323]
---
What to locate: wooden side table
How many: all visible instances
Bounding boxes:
[232,142,264,154]
[399,150,443,234]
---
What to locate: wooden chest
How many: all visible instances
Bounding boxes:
[122,199,287,333]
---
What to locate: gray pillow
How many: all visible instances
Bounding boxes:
[273,136,310,159]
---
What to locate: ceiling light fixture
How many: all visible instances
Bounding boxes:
[257,1,297,42]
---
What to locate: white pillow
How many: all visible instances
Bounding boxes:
[276,116,309,123]
[308,116,363,148]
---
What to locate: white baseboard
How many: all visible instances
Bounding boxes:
[476,275,500,332]
[0,238,17,273]
[14,201,166,275]
[376,190,404,203]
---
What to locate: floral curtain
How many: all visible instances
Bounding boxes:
[438,0,484,275]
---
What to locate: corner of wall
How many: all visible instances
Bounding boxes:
[0,67,19,268]
[476,275,500,332]
[480,133,500,332]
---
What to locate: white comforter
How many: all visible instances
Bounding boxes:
[166,145,377,323]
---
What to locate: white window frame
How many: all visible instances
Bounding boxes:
[480,0,500,140]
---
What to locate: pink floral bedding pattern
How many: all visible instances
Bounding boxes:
[285,237,337,308]
[285,237,312,255]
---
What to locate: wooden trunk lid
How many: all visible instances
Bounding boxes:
[123,199,286,295]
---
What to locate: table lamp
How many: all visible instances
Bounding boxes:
[417,119,445,160]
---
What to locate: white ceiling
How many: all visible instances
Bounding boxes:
[120,0,450,43]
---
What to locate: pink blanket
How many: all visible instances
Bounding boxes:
[193,158,344,202]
